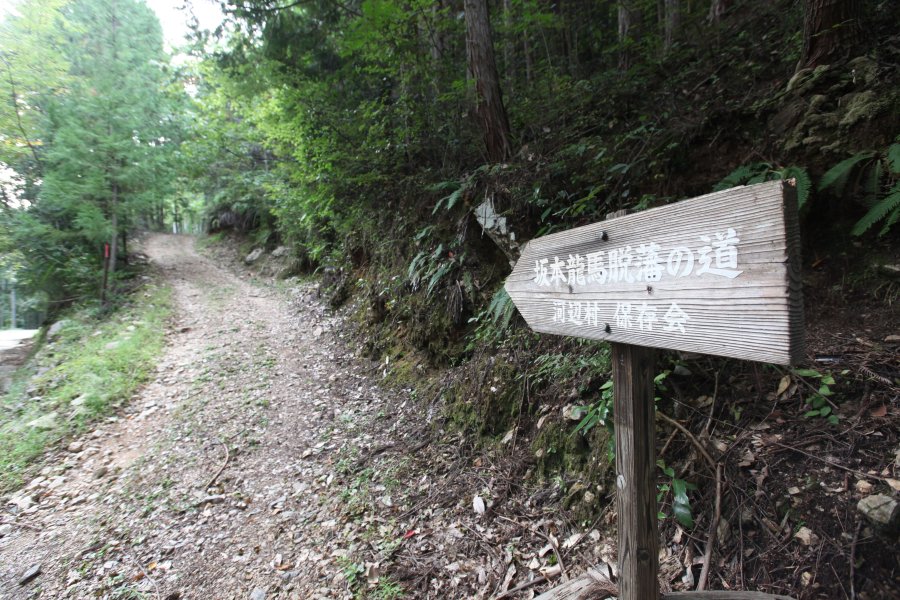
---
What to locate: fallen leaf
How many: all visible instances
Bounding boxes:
[776,375,791,396]
[500,564,516,593]
[794,526,818,546]
[473,495,485,515]
[871,405,887,418]
[855,480,874,494]
[885,479,900,492]
[365,562,380,585]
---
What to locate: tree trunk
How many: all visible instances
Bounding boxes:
[523,26,533,84]
[503,0,514,93]
[10,285,16,328]
[797,0,862,71]
[109,182,118,275]
[464,0,512,163]
[618,1,640,70]
[707,0,729,23]
[664,0,680,53]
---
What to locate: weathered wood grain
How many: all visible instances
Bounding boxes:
[533,577,797,600]
[612,343,658,600]
[504,180,804,365]
[532,565,615,599]
[530,564,798,600]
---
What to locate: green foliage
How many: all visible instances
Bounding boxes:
[815,144,900,237]
[791,368,840,425]
[407,236,472,300]
[0,0,185,307]
[530,344,611,388]
[852,186,900,237]
[657,459,697,529]
[817,153,876,196]
[573,380,613,436]
[487,287,516,329]
[817,144,900,237]
[714,163,811,208]
[0,283,171,492]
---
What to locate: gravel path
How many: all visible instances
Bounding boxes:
[1,234,609,600]
[0,234,415,599]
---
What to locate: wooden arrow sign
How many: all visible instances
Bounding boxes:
[505,180,804,365]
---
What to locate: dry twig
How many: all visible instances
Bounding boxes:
[493,571,559,599]
[657,411,717,470]
[703,372,719,435]
[696,462,723,591]
[128,554,162,600]
[772,441,890,481]
[850,520,862,600]
[205,439,230,491]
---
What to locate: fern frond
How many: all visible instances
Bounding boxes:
[879,206,899,237]
[780,166,812,208]
[851,185,900,236]
[886,143,900,175]
[818,152,874,195]
[713,163,769,192]
[862,160,883,207]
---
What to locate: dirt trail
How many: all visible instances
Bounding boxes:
[0,234,411,599]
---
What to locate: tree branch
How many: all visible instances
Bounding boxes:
[227,0,361,17]
[0,53,43,170]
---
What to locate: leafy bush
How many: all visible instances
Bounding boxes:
[818,143,900,237]
[714,163,811,207]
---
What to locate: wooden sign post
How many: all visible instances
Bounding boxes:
[505,180,804,600]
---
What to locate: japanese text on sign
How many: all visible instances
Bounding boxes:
[533,228,742,287]
[552,300,690,334]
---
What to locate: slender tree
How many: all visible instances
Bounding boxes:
[464,0,512,163]
[664,0,680,53]
[618,0,640,70]
[707,0,729,23]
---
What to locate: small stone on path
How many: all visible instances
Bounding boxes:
[18,563,41,585]
[858,494,900,532]
[249,588,266,600]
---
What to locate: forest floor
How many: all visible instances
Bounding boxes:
[1,233,898,600]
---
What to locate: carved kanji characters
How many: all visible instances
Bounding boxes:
[697,228,743,279]
[635,302,658,331]
[663,302,689,333]
[635,242,663,282]
[566,254,586,286]
[586,251,608,284]
[533,258,550,286]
